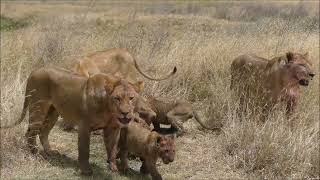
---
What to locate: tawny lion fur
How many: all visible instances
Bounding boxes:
[230,52,315,118]
[118,121,175,180]
[134,96,218,136]
[73,48,177,83]
[62,48,176,131]
[1,67,144,175]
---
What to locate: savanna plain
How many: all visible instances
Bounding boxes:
[0,1,319,179]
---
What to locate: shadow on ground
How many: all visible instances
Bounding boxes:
[40,151,150,180]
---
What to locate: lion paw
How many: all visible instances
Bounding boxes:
[109,163,118,172]
[45,150,59,156]
[80,168,93,176]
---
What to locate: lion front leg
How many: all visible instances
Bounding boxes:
[119,149,129,173]
[118,128,129,172]
[167,111,185,137]
[103,127,121,172]
[144,160,162,180]
[78,121,92,176]
[286,98,297,117]
[140,158,149,174]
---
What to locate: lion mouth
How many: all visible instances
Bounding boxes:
[162,158,173,164]
[163,160,170,164]
[299,79,309,86]
[118,117,131,125]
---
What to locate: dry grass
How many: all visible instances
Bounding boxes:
[1,1,319,179]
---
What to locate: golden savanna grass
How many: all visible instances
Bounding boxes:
[1,1,319,179]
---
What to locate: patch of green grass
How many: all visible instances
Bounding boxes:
[0,16,29,31]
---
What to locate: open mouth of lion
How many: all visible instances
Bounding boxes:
[118,117,131,125]
[163,158,174,164]
[299,79,309,86]
[163,160,170,164]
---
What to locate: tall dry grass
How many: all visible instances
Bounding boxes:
[1,1,319,179]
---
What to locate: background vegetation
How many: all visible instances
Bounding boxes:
[1,1,319,179]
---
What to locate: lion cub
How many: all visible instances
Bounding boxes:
[118,121,175,180]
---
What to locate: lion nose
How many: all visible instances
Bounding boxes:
[122,112,129,117]
[309,73,315,78]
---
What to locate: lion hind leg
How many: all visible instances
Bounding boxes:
[25,102,49,154]
[39,106,59,155]
[25,127,39,154]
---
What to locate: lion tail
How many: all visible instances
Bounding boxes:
[133,57,177,81]
[1,88,29,129]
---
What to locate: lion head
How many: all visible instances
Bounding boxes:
[156,134,175,164]
[282,52,315,86]
[285,52,313,66]
[268,52,315,85]
[272,52,314,70]
[85,73,144,126]
[284,61,315,86]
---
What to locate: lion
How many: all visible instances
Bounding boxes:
[62,48,176,131]
[60,87,157,135]
[230,52,315,118]
[118,121,175,180]
[1,67,144,175]
[73,48,177,82]
[134,96,218,136]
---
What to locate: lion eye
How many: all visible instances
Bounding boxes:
[129,97,134,101]
[114,97,120,102]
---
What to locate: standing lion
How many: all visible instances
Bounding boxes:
[1,67,144,175]
[230,52,315,119]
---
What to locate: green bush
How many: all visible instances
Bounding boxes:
[0,16,28,31]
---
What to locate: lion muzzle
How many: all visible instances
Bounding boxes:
[162,157,174,164]
[117,113,133,125]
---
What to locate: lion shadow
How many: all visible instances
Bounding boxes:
[119,168,151,180]
[39,151,113,179]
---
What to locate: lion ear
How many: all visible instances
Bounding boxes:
[286,52,294,63]
[304,52,309,58]
[133,81,144,93]
[103,74,120,93]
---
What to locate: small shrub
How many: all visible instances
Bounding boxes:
[0,16,29,31]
